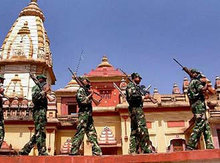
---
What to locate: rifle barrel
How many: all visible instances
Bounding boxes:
[113,82,126,98]
[68,67,74,75]
[145,84,151,92]
[119,68,133,83]
[173,58,184,68]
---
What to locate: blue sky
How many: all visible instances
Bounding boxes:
[0,0,220,93]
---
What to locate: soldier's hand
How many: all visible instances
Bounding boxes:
[0,88,4,94]
[40,91,46,97]
[88,89,94,95]
[182,67,187,71]
[144,94,151,99]
[88,89,94,99]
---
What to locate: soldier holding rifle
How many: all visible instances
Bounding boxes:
[68,68,102,156]
[19,74,52,156]
[174,59,215,150]
[122,71,156,154]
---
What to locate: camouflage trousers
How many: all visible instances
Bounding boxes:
[129,106,152,154]
[70,111,102,156]
[20,108,47,155]
[0,108,4,148]
[188,113,214,149]
[188,100,214,149]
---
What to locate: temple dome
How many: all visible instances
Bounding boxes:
[65,79,79,90]
[0,0,52,67]
[56,79,79,93]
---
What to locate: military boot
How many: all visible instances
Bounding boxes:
[206,144,214,149]
[186,145,195,151]
[18,149,29,155]
[39,152,49,156]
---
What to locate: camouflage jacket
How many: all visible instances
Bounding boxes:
[126,82,143,106]
[187,78,205,103]
[0,83,4,108]
[32,82,48,108]
[76,87,92,109]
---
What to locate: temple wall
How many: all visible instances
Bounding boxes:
[4,125,56,156]
[55,130,75,155]
[120,111,193,153]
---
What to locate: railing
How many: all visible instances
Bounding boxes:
[3,105,33,121]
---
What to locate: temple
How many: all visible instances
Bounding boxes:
[0,0,220,157]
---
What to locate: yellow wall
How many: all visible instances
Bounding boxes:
[55,130,76,155]
[5,125,56,156]
[93,116,121,144]
[5,125,34,153]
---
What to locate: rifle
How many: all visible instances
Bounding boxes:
[29,74,54,102]
[140,84,151,95]
[173,58,216,98]
[173,58,193,78]
[113,82,126,98]
[68,68,102,105]
[119,69,157,104]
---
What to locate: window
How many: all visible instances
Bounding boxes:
[68,104,77,115]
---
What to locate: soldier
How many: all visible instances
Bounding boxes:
[0,75,5,148]
[186,69,215,150]
[19,74,49,155]
[70,76,102,156]
[126,73,153,154]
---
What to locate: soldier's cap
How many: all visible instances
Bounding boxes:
[79,76,90,82]
[0,74,5,80]
[190,69,201,74]
[36,74,47,80]
[131,73,142,80]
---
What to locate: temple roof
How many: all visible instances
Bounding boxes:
[85,56,124,77]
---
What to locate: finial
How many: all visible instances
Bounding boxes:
[97,55,112,68]
[153,87,159,94]
[31,0,38,3]
[172,83,180,94]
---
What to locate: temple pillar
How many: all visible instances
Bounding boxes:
[120,114,130,154]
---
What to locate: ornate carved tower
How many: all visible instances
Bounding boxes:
[0,0,56,100]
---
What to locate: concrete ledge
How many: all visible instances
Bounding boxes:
[0,149,219,163]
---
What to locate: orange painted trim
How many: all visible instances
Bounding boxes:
[57,125,77,130]
[147,122,152,128]
[93,112,119,116]
[167,121,185,128]
[118,106,190,114]
[5,120,59,127]
[0,149,219,162]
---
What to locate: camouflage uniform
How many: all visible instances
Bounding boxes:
[0,75,5,148]
[70,86,102,156]
[126,81,152,154]
[19,75,48,155]
[187,70,214,150]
